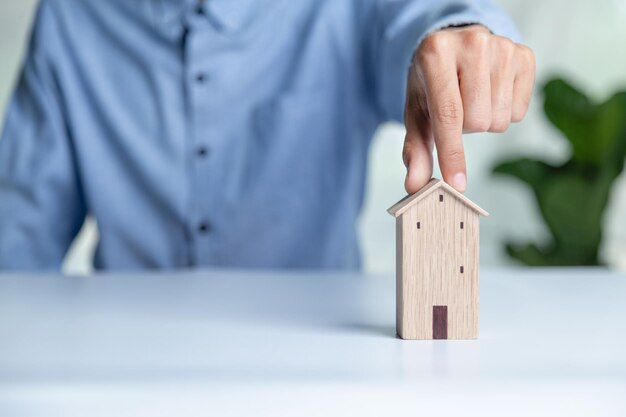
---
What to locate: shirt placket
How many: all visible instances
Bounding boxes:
[183,4,219,266]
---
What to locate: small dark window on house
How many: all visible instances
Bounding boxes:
[417,222,421,229]
[460,266,464,274]
[460,221,464,229]
[439,194,443,202]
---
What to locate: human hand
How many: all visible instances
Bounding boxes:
[403,24,535,193]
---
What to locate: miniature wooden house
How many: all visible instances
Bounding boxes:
[387,179,488,340]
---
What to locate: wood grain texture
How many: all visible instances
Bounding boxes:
[396,216,403,337]
[391,179,486,340]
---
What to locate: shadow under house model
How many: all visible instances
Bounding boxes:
[387,178,488,340]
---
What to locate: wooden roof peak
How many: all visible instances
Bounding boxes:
[387,178,489,218]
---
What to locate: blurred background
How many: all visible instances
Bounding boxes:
[1,0,625,274]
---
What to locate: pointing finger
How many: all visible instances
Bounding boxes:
[419,34,467,192]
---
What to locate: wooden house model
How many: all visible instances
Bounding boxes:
[387,178,488,340]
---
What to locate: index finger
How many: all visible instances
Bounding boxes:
[420,49,467,192]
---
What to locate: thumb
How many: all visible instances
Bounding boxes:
[403,98,434,194]
[403,121,434,194]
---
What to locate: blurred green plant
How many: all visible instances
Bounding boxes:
[493,78,626,266]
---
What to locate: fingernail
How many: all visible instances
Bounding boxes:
[452,172,467,192]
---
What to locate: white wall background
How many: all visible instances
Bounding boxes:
[1,1,625,274]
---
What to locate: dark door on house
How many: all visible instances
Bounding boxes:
[433,305,448,339]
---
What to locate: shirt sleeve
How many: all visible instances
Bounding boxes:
[0,2,86,270]
[365,0,521,122]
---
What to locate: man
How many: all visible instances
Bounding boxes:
[0,0,534,270]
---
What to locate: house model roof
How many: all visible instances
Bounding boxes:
[387,178,489,218]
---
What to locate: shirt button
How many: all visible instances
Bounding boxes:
[195,5,205,15]
[195,72,207,83]
[198,222,210,234]
[196,146,209,157]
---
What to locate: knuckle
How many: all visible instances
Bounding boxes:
[511,104,528,122]
[416,48,433,68]
[489,117,510,133]
[498,38,516,63]
[519,45,536,71]
[435,100,462,126]
[494,97,512,115]
[519,44,535,62]
[419,32,450,57]
[464,116,491,132]
[464,30,490,52]
[511,111,525,123]
[498,37,515,51]
[444,148,465,165]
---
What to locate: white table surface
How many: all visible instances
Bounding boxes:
[1,268,625,416]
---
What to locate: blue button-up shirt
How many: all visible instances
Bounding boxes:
[0,0,516,270]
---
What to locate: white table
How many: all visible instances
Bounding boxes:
[1,268,625,416]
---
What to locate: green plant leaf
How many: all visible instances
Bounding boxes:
[492,158,554,188]
[595,91,626,173]
[537,174,606,257]
[543,79,596,164]
[505,242,556,266]
[492,76,626,266]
